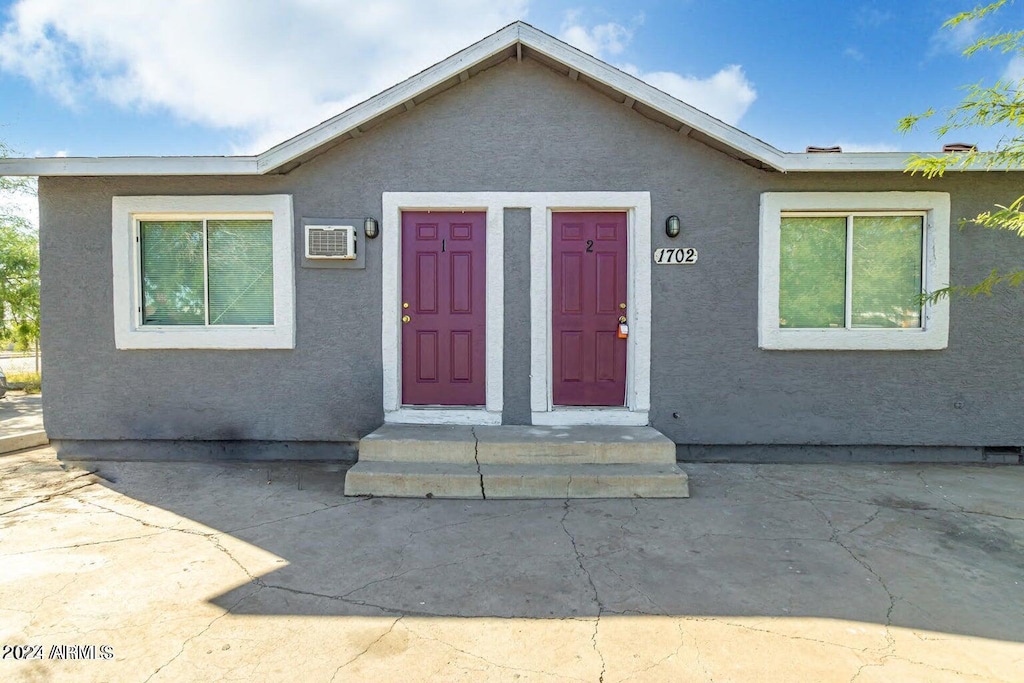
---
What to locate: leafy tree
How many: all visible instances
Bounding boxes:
[0,140,40,351]
[898,0,1024,299]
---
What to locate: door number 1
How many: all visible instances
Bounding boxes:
[654,247,698,264]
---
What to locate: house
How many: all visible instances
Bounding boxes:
[3,22,1022,498]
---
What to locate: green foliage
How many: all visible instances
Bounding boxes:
[900,0,1024,300]
[0,222,39,348]
[1,142,40,348]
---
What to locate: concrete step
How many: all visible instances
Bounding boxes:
[344,461,483,498]
[358,424,676,465]
[344,461,690,499]
[0,431,49,455]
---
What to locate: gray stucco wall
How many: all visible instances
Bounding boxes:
[39,57,1024,454]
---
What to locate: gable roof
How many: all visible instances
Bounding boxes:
[0,22,994,176]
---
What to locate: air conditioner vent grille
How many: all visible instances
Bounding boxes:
[306,225,356,260]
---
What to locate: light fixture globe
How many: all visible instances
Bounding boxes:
[665,215,681,238]
[364,217,380,239]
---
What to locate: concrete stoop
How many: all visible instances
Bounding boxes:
[0,431,49,455]
[344,424,689,499]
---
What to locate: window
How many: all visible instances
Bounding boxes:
[759,192,950,350]
[112,195,294,349]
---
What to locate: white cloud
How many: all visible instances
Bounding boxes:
[1004,56,1024,82]
[0,0,527,153]
[559,12,756,125]
[0,2,759,151]
[844,47,865,62]
[642,66,756,125]
[558,10,635,59]
[928,17,982,56]
[854,7,892,28]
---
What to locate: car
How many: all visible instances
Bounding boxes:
[0,367,6,399]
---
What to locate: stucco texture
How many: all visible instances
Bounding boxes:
[38,57,1024,451]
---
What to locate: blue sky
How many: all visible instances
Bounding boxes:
[0,0,1019,161]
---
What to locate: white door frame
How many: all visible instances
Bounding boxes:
[381,191,650,427]
[530,194,651,426]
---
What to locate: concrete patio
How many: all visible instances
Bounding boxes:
[1,446,1021,681]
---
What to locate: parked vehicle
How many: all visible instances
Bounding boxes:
[0,367,6,399]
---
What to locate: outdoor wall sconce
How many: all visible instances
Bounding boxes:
[364,217,380,239]
[665,215,681,238]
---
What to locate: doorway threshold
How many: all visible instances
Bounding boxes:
[532,408,649,427]
[386,406,501,426]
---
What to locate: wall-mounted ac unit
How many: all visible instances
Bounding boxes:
[305,225,357,260]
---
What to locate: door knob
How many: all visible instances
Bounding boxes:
[618,315,627,324]
[402,315,411,324]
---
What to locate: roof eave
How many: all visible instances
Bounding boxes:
[781,151,1024,172]
[0,156,259,176]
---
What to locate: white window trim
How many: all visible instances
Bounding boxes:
[112,195,295,350]
[381,191,651,427]
[759,192,950,351]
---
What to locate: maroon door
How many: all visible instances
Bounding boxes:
[552,212,628,406]
[402,211,486,406]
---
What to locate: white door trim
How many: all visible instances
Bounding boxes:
[530,194,651,426]
[382,194,504,425]
[381,191,650,427]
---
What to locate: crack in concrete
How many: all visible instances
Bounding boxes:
[143,587,261,683]
[594,560,666,614]
[849,651,1009,683]
[469,426,486,499]
[711,617,884,655]
[845,507,883,536]
[0,475,98,516]
[804,498,898,682]
[613,620,689,683]
[754,465,1024,522]
[339,550,505,600]
[329,616,403,681]
[561,498,606,682]
[2,529,170,557]
[687,623,715,682]
[409,628,590,682]
[618,499,641,535]
[914,470,1024,522]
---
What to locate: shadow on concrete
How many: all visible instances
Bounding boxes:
[0,393,44,434]
[84,458,1024,643]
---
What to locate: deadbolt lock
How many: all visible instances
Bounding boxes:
[619,303,626,309]
[402,315,411,324]
[403,302,410,309]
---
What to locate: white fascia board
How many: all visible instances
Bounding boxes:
[782,153,920,173]
[257,24,523,173]
[0,156,258,176]
[781,152,1024,172]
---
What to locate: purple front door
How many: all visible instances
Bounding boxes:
[401,211,486,406]
[552,212,628,406]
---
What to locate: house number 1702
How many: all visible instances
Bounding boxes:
[653,247,698,264]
